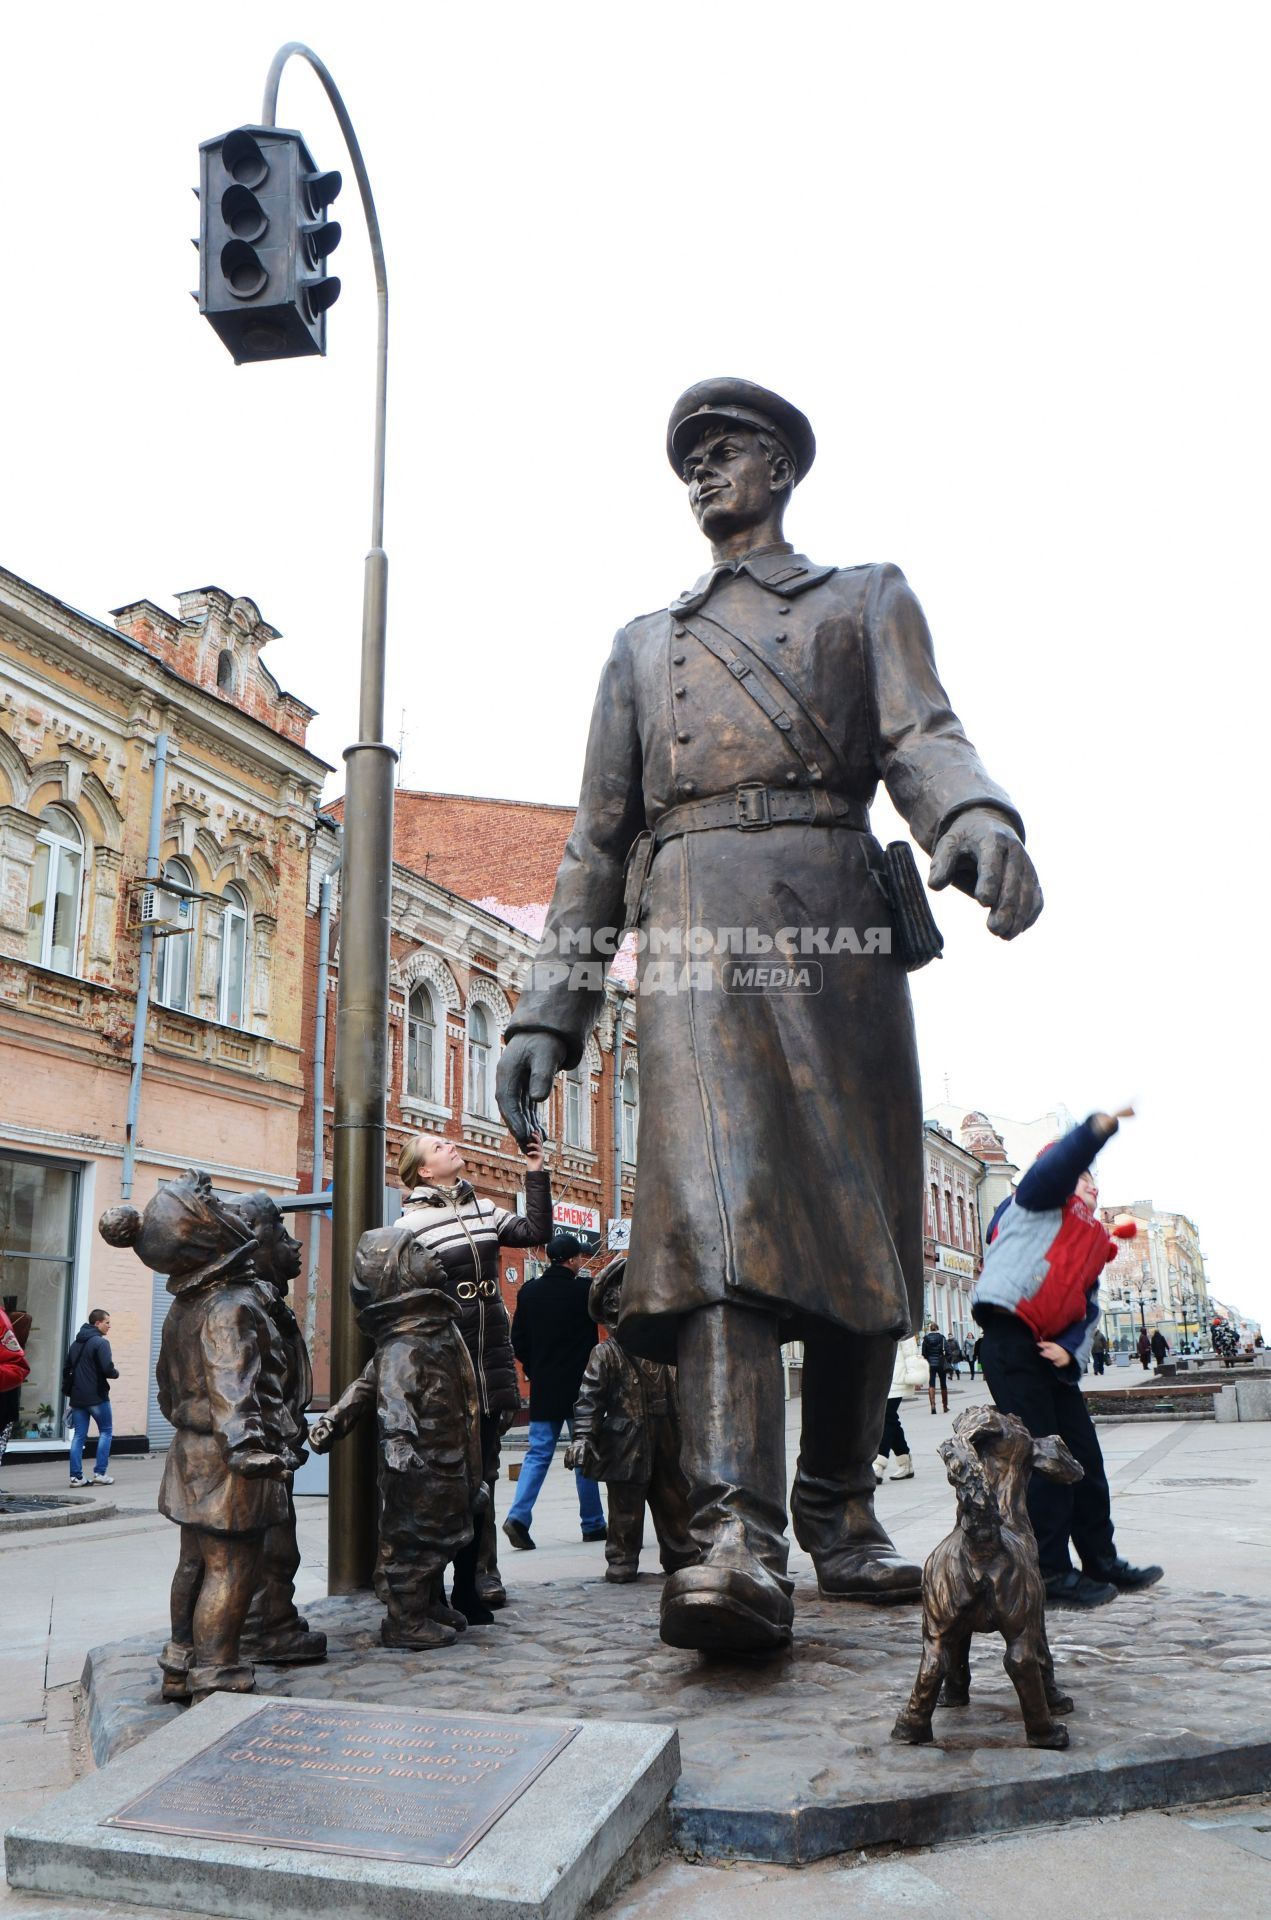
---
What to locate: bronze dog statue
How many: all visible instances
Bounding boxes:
[892,1405,1080,1749]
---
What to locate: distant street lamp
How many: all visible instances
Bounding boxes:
[195,42,391,1593]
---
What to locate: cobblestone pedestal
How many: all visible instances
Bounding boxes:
[79,1576,1271,1865]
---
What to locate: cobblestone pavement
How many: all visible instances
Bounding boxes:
[6,1391,1271,1907]
[85,1570,1271,1860]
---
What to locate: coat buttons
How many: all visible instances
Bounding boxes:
[674,685,686,698]
[674,625,688,637]
[774,631,788,643]
[777,603,791,614]
[681,780,697,796]
[785,771,799,785]
[672,653,686,666]
[677,731,691,744]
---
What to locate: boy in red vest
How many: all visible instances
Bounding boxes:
[972,1108,1163,1609]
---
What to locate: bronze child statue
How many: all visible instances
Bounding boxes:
[99,1171,288,1704]
[309,1224,485,1648]
[565,1257,694,1584]
[235,1191,327,1667]
[891,1404,1080,1750]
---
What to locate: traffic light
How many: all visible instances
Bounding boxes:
[195,126,342,363]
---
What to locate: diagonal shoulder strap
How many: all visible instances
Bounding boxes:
[677,611,852,789]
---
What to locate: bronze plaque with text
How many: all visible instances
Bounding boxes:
[104,1700,581,1868]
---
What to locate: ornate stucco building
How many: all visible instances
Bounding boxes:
[0,568,327,1453]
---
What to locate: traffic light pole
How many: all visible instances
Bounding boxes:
[263,43,391,1593]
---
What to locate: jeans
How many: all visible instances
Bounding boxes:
[978,1313,1115,1578]
[506,1417,604,1532]
[69,1400,112,1479]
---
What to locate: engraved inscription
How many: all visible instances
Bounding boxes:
[105,1701,580,1868]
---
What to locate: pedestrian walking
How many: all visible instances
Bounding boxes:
[1150,1328,1169,1374]
[504,1233,607,1550]
[1090,1328,1108,1376]
[945,1336,965,1380]
[874,1335,925,1482]
[972,1108,1162,1609]
[1136,1328,1151,1371]
[64,1309,118,1486]
[968,1335,981,1380]
[0,1304,31,1487]
[921,1323,949,1413]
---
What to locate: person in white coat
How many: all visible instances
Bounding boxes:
[874,1335,926,1482]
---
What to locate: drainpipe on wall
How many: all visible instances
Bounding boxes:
[305,827,342,1349]
[121,730,170,1202]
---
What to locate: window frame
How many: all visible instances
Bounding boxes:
[466,1001,494,1119]
[153,858,197,1014]
[405,981,440,1106]
[27,805,85,976]
[216,884,250,1028]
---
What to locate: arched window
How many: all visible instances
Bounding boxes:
[153,858,196,1013]
[563,1063,587,1148]
[944,1188,954,1244]
[956,1195,967,1248]
[217,885,249,1027]
[929,1182,940,1238]
[466,1002,493,1117]
[216,649,236,693]
[27,805,84,975]
[406,982,438,1104]
[621,1066,639,1164]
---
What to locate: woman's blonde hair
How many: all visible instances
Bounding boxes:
[398,1133,434,1190]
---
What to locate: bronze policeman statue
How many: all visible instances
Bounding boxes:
[497,379,1042,1655]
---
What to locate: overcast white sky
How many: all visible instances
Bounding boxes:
[2,4,1266,1320]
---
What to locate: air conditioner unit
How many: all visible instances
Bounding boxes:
[138,886,193,930]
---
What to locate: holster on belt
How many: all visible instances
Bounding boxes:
[881,840,944,972]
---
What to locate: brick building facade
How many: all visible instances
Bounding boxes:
[297,794,638,1401]
[0,568,327,1452]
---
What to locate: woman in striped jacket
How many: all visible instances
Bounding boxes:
[396,1131,553,1607]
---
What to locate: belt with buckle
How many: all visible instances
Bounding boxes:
[652,784,868,853]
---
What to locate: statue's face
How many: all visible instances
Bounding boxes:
[241,1200,302,1289]
[683,425,787,537]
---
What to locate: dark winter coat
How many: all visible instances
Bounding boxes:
[511,1261,599,1422]
[505,550,1024,1360]
[921,1330,947,1366]
[1150,1331,1169,1362]
[64,1323,119,1409]
[396,1169,552,1418]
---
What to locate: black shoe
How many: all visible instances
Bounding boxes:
[1088,1557,1163,1591]
[501,1517,535,1552]
[1043,1569,1118,1609]
[581,1524,607,1543]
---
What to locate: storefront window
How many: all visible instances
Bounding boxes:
[0,1154,80,1438]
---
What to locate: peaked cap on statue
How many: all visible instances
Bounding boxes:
[666,377,816,483]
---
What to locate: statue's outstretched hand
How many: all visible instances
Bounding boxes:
[929,809,1043,940]
[307,1416,336,1454]
[496,1033,566,1147]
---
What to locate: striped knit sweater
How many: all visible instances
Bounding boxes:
[396,1169,552,1416]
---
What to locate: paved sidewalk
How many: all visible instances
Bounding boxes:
[3,1380,1269,1915]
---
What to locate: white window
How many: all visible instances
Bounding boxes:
[153,858,196,1013]
[406,983,439,1104]
[564,1064,586,1148]
[622,1066,639,1164]
[27,806,84,975]
[217,885,249,1027]
[466,1002,493,1117]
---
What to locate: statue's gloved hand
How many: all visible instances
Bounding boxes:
[232,1448,286,1478]
[928,808,1043,939]
[496,1033,566,1147]
[383,1436,424,1473]
[472,1483,492,1515]
[564,1438,600,1479]
[307,1416,336,1454]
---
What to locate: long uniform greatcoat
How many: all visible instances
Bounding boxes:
[506,546,1024,1362]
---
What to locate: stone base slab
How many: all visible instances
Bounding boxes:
[71,1578,1271,1865]
[4,1692,678,1920]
